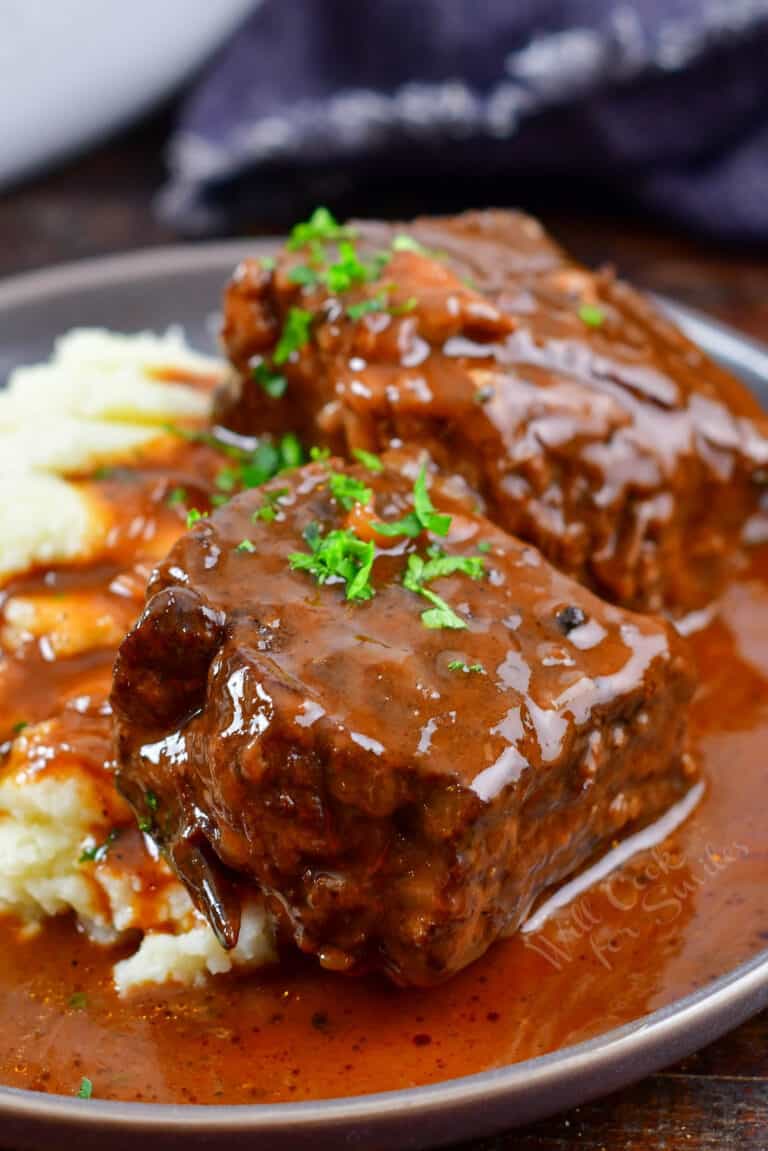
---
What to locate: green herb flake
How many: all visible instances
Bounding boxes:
[274,307,314,365]
[68,992,88,1011]
[578,303,605,327]
[403,550,485,631]
[251,360,287,399]
[413,464,451,536]
[252,488,289,523]
[280,433,304,469]
[79,828,121,865]
[328,471,373,510]
[145,790,159,812]
[392,234,445,261]
[447,660,486,674]
[476,541,492,553]
[372,512,422,539]
[388,296,418,316]
[260,256,276,271]
[346,293,388,320]
[352,448,383,473]
[253,505,275,523]
[138,817,152,834]
[208,434,303,502]
[325,240,375,293]
[289,527,376,602]
[12,721,28,736]
[215,467,238,493]
[76,1077,93,1100]
[372,463,451,539]
[287,207,354,251]
[287,264,320,287]
[392,234,427,254]
[166,487,187,507]
[309,445,331,462]
[236,538,257,553]
[186,508,206,529]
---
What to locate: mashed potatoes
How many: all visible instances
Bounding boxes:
[0,329,277,992]
[0,327,222,582]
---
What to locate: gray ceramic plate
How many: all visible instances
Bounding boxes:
[0,243,767,1151]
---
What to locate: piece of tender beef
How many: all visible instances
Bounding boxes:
[111,457,697,986]
[217,209,768,613]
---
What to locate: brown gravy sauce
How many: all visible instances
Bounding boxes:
[1,466,767,1105]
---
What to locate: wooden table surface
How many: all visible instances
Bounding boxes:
[1,113,768,1151]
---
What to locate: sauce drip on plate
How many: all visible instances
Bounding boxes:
[0,542,766,1103]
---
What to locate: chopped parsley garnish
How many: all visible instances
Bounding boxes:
[447,660,486,674]
[236,538,256,553]
[145,790,159,812]
[12,721,28,736]
[578,303,605,327]
[76,1077,93,1100]
[403,550,485,630]
[280,433,303,469]
[476,541,492,553]
[215,468,237,493]
[346,293,388,320]
[186,508,206,529]
[274,307,313,365]
[309,445,331,462]
[413,464,451,536]
[285,206,389,295]
[352,448,383,473]
[166,419,304,497]
[251,359,287,398]
[289,526,375,602]
[260,256,276,271]
[389,296,418,316]
[328,471,373,510]
[326,240,380,293]
[166,487,187,507]
[392,234,445,261]
[346,291,417,321]
[288,264,320,287]
[79,828,121,865]
[165,422,303,483]
[252,488,289,522]
[138,817,152,834]
[287,207,354,251]
[393,233,427,254]
[68,992,88,1011]
[371,513,421,539]
[374,463,451,539]
[212,435,304,504]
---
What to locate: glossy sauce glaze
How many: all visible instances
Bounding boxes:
[220,211,768,615]
[1,210,767,1101]
[0,539,766,1103]
[110,458,695,987]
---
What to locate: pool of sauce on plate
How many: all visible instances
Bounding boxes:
[0,462,767,1104]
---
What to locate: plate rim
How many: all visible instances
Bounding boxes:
[1,241,767,1141]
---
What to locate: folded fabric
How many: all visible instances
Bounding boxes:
[159,0,768,241]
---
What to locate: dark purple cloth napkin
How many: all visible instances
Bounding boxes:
[159,0,768,241]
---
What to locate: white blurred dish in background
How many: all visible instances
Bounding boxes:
[0,0,254,188]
